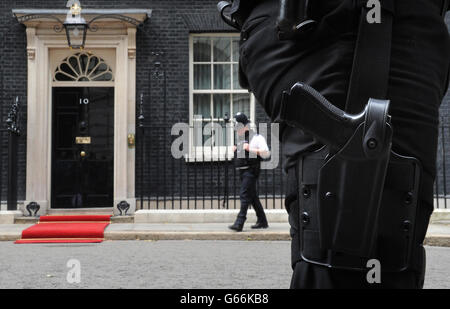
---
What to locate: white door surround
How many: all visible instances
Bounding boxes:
[14,9,151,215]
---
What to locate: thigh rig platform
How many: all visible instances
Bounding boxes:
[280,83,422,272]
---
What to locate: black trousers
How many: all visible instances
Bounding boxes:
[238,0,450,288]
[236,168,267,225]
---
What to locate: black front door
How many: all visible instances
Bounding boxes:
[52,87,114,208]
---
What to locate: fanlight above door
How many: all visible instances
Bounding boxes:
[54,52,114,82]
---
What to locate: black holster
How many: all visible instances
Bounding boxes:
[296,146,422,272]
[280,82,423,272]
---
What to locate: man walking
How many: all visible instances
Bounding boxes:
[229,112,270,232]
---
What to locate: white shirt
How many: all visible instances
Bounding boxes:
[235,133,270,170]
[249,134,269,157]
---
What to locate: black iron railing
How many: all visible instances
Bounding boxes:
[136,117,450,211]
[435,118,449,209]
[136,123,286,210]
[0,97,22,211]
[0,112,6,207]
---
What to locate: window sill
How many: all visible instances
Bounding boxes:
[184,148,234,163]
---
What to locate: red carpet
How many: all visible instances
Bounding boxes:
[15,215,111,244]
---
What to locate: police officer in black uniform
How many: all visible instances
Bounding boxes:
[219,0,450,288]
[229,112,270,232]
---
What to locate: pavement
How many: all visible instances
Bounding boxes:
[0,241,449,289]
[1,221,450,246]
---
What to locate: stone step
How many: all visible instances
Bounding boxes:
[14,217,39,225]
[111,216,134,223]
[433,220,450,226]
[13,215,134,224]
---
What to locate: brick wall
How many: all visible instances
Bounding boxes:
[0,1,449,201]
[0,1,27,200]
[0,0,281,202]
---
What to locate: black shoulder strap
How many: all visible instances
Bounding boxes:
[344,0,395,114]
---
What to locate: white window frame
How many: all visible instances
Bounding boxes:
[187,33,255,162]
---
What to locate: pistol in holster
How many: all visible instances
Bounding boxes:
[280,83,422,272]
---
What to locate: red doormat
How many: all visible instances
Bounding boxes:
[15,215,111,244]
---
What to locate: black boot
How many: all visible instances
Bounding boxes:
[228,221,244,232]
[251,220,268,229]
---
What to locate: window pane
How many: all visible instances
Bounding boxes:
[193,121,209,147]
[193,37,211,62]
[213,37,231,62]
[194,94,211,119]
[213,64,231,89]
[55,72,76,81]
[232,38,239,62]
[60,63,78,77]
[233,64,241,90]
[191,35,250,153]
[79,53,89,72]
[233,94,251,118]
[88,56,100,72]
[213,94,230,119]
[203,122,223,147]
[68,56,81,75]
[218,120,233,147]
[194,64,211,89]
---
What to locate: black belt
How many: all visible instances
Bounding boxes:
[345,0,394,114]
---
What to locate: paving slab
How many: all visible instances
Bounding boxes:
[104,223,290,241]
[2,222,450,245]
[0,224,33,241]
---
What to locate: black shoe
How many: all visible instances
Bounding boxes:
[228,222,244,232]
[251,221,268,229]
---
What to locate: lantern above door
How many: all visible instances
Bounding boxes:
[64,1,88,49]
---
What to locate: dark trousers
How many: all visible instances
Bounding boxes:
[239,0,450,288]
[236,168,267,225]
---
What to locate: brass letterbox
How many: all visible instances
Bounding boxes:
[76,137,91,145]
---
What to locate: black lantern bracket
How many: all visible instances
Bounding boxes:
[12,7,152,49]
[13,11,150,26]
